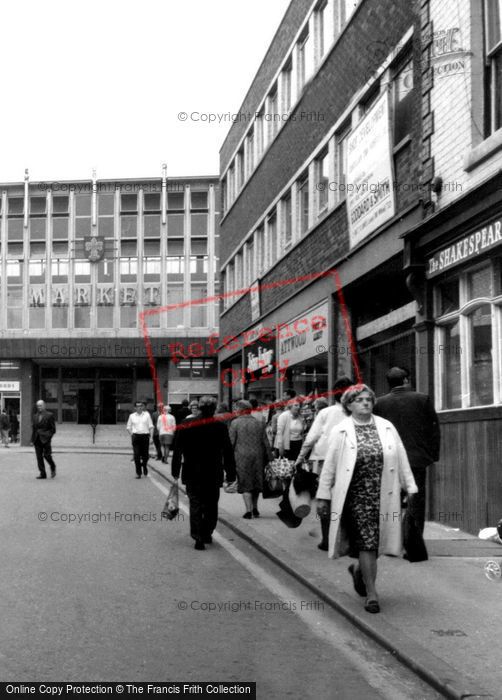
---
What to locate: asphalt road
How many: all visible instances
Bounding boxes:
[0,450,442,699]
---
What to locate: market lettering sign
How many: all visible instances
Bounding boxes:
[346,92,396,249]
[427,218,502,278]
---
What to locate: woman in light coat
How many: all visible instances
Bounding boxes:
[157,406,176,463]
[274,398,305,460]
[316,384,417,614]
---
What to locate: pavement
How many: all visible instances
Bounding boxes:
[149,458,502,700]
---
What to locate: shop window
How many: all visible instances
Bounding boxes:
[436,278,460,316]
[484,0,502,135]
[393,56,414,145]
[435,262,499,409]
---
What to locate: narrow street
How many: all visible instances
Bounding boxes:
[0,451,441,699]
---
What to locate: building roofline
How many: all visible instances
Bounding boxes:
[0,174,219,188]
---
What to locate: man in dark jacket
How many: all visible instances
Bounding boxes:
[0,409,10,447]
[374,367,440,535]
[151,403,163,460]
[32,400,57,479]
[171,396,236,550]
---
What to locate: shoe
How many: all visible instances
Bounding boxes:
[194,540,206,551]
[143,469,148,476]
[50,470,56,478]
[243,512,252,519]
[348,564,367,597]
[36,475,47,479]
[364,598,380,614]
[318,542,329,551]
[202,535,213,544]
[135,475,142,479]
[252,508,260,518]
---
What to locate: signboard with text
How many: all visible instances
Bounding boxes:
[346,92,396,249]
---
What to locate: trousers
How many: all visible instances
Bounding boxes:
[132,434,150,475]
[34,437,56,476]
[409,468,427,536]
[186,482,220,542]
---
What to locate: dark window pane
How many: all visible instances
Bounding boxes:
[167,213,184,237]
[191,191,208,209]
[469,304,493,406]
[168,239,184,255]
[144,214,160,237]
[144,193,161,211]
[99,194,114,215]
[30,196,46,214]
[121,215,137,237]
[121,240,137,256]
[52,306,68,328]
[394,59,414,144]
[437,278,459,315]
[191,213,207,236]
[53,196,69,214]
[30,218,46,239]
[168,193,184,210]
[121,194,137,212]
[467,265,492,300]
[75,217,91,236]
[75,194,92,216]
[191,238,207,255]
[8,198,23,215]
[53,217,69,239]
[99,218,114,237]
[144,240,160,255]
[8,219,24,240]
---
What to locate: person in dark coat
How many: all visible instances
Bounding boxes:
[229,400,273,519]
[176,399,190,423]
[0,409,10,447]
[151,403,164,460]
[31,400,57,479]
[171,396,236,550]
[373,367,440,535]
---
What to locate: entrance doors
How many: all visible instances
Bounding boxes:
[100,381,117,424]
[77,389,94,424]
[1,395,21,442]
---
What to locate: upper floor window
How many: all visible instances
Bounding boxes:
[393,56,414,144]
[246,128,255,177]
[316,0,334,62]
[256,227,265,277]
[282,59,293,113]
[297,29,313,92]
[297,173,310,236]
[485,0,502,134]
[335,123,351,202]
[316,149,329,215]
[281,193,293,252]
[267,85,280,140]
[267,212,278,268]
[335,0,359,32]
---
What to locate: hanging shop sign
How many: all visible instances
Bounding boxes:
[278,301,329,366]
[0,381,20,391]
[346,92,396,249]
[427,216,502,278]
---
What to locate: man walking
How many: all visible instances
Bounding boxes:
[32,400,57,479]
[151,402,164,461]
[126,401,154,478]
[373,367,440,535]
[0,409,10,448]
[171,396,236,550]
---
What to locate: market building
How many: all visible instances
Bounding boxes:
[0,171,220,445]
[218,0,502,532]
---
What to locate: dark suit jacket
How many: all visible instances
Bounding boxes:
[31,410,56,444]
[373,386,440,470]
[171,416,236,486]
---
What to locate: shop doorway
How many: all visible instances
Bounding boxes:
[100,381,117,424]
[2,395,20,443]
[77,389,95,424]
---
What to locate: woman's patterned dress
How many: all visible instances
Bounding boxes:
[344,420,384,552]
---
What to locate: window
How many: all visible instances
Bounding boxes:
[175,358,216,378]
[53,196,69,214]
[120,257,137,278]
[144,193,161,211]
[189,255,208,276]
[8,198,23,215]
[52,259,69,280]
[120,306,136,329]
[246,128,255,177]
[166,286,184,326]
[234,252,243,290]
[255,111,265,160]
[168,192,185,211]
[144,257,160,275]
[316,149,329,215]
[255,227,265,276]
[191,286,208,327]
[282,59,293,113]
[267,85,279,140]
[237,148,245,191]
[281,193,293,252]
[121,194,137,212]
[190,191,208,210]
[435,263,500,409]
[335,123,351,202]
[335,0,358,32]
[222,176,228,213]
[297,28,314,92]
[167,213,184,237]
[191,213,207,237]
[393,57,414,144]
[167,257,184,274]
[317,0,334,62]
[485,0,502,134]
[266,213,278,268]
[297,173,310,235]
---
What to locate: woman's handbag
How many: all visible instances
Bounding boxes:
[262,463,284,499]
[162,482,179,520]
[402,509,428,562]
[288,480,312,518]
[223,480,238,494]
[268,457,295,480]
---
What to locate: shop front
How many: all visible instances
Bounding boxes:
[0,373,22,443]
[403,182,502,533]
[279,301,329,398]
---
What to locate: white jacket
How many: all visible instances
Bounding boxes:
[298,403,346,462]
